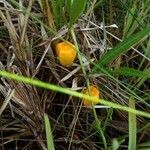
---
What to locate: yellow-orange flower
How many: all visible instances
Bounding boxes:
[55,41,76,67]
[82,85,100,107]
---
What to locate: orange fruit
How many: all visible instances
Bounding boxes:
[83,85,100,107]
[55,41,76,67]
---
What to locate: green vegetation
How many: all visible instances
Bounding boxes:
[44,113,55,150]
[0,0,149,149]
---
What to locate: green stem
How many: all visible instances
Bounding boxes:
[70,27,107,149]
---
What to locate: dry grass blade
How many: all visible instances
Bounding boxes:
[19,0,34,46]
[42,0,56,30]
[0,89,14,116]
[0,6,23,60]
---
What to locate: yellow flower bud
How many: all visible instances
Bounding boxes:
[82,85,100,107]
[55,41,77,67]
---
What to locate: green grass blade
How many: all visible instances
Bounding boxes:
[102,108,113,132]
[50,0,59,26]
[93,26,150,69]
[66,0,72,13]
[128,99,136,150]
[112,139,120,150]
[92,119,107,149]
[68,0,87,26]
[113,67,150,78]
[0,71,150,118]
[123,5,136,38]
[138,141,150,147]
[44,113,55,150]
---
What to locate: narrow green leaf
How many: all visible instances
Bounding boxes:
[123,6,136,38]
[128,99,137,150]
[50,0,59,25]
[66,0,72,13]
[69,0,87,26]
[44,113,55,150]
[112,139,120,150]
[93,27,150,70]
[92,119,107,149]
[114,67,150,78]
[0,71,150,118]
[138,141,150,147]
